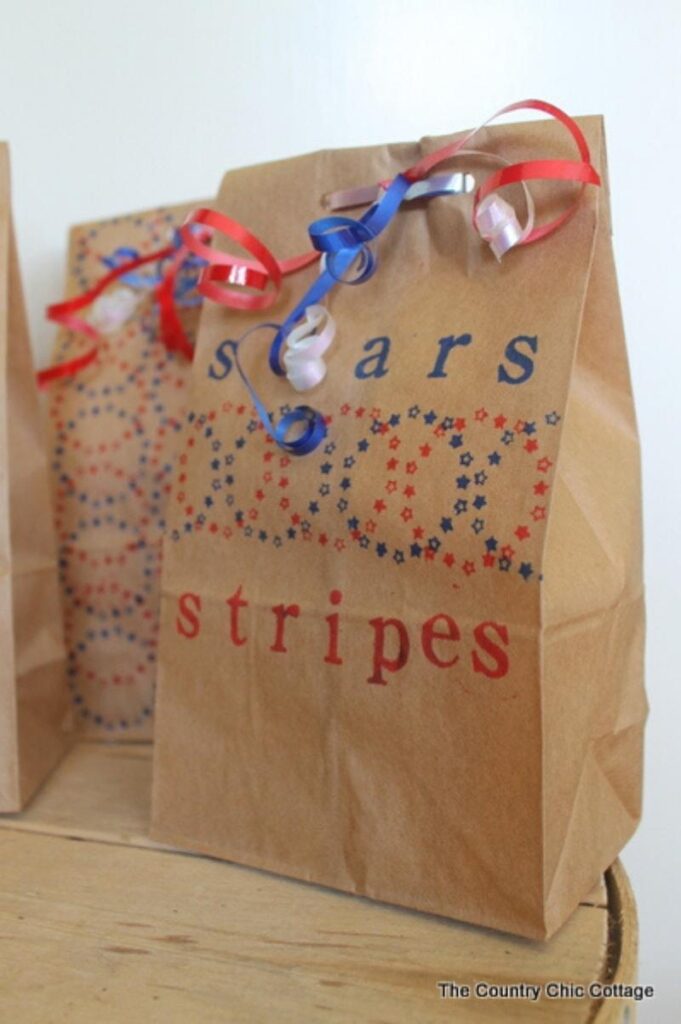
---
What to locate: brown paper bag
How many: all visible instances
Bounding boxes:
[46,201,206,739]
[151,116,646,939]
[0,143,71,811]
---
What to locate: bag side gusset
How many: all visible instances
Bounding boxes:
[8,213,71,805]
[0,144,20,809]
[540,118,646,937]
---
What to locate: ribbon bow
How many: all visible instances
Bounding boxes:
[226,99,601,456]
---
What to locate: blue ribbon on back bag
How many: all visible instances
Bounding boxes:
[101,232,205,304]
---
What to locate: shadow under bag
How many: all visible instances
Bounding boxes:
[151,115,646,939]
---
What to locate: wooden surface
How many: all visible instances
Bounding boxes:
[0,742,638,1023]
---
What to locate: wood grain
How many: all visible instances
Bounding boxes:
[0,741,159,848]
[0,742,637,1023]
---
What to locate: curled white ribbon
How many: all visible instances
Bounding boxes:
[474,194,524,260]
[461,149,534,260]
[283,304,336,392]
[91,286,140,333]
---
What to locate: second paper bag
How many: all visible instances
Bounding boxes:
[47,202,204,738]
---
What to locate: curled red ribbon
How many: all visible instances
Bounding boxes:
[36,343,100,385]
[39,100,598,389]
[39,210,320,387]
[404,99,600,246]
[179,207,319,312]
[38,244,176,387]
[155,242,199,361]
[326,100,600,250]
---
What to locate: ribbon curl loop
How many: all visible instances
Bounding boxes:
[267,173,412,379]
[38,243,178,387]
[180,207,283,312]
[229,323,328,456]
[179,207,320,313]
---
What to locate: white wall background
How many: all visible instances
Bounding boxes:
[1,0,679,1017]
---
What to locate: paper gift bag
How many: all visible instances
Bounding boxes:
[46,201,206,739]
[0,143,70,811]
[151,114,646,939]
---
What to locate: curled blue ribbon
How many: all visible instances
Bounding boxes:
[225,326,327,456]
[100,230,206,305]
[227,173,411,455]
[100,246,165,289]
[267,173,411,382]
[222,172,465,455]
